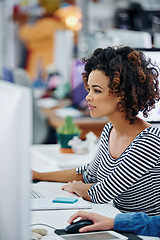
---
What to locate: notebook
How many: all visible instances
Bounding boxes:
[31,197,91,211]
[30,182,91,211]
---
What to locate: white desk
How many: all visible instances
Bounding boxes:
[30,144,159,240]
[31,144,95,172]
[31,182,122,239]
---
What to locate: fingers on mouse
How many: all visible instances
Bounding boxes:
[65,219,93,233]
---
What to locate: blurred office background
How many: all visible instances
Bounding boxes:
[0,0,160,144]
[1,0,160,76]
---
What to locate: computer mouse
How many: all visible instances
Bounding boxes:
[65,219,93,234]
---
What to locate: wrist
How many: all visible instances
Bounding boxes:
[82,184,92,201]
[109,218,114,229]
[101,217,114,231]
[35,171,43,181]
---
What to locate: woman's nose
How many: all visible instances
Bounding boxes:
[86,92,91,101]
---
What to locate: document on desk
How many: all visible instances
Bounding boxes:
[31,197,91,211]
[30,182,120,217]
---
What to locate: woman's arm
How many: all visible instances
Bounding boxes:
[114,212,160,237]
[32,169,83,182]
[68,211,160,237]
[33,170,92,200]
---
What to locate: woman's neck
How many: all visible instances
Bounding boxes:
[109,115,151,137]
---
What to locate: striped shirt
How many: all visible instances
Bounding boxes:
[76,123,160,216]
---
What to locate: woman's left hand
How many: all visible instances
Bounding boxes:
[62,181,92,201]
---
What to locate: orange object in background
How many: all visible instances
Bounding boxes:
[19,17,67,80]
[14,0,82,81]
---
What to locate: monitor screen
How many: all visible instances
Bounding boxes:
[137,49,160,123]
[71,59,88,108]
[0,80,32,240]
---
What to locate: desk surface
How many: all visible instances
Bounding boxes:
[31,144,96,172]
[31,145,122,239]
[31,181,122,239]
[30,144,159,240]
[31,182,159,240]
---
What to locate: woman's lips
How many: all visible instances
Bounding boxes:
[88,104,96,111]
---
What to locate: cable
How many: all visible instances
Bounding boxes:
[30,223,56,231]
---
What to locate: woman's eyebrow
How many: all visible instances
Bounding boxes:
[92,84,104,89]
[87,84,104,89]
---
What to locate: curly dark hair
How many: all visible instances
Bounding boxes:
[82,46,160,124]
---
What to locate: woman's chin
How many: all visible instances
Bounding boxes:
[90,112,102,118]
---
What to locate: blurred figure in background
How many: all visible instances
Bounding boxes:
[14,0,67,80]
[13,0,82,81]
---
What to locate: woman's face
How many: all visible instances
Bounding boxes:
[86,70,119,118]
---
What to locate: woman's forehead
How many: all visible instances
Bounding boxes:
[88,70,109,87]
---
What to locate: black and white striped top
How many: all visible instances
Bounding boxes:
[76,123,160,216]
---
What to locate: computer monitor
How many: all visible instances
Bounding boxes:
[71,59,88,108]
[0,80,32,240]
[137,49,160,123]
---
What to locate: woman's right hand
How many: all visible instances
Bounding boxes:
[32,170,40,181]
[68,211,114,233]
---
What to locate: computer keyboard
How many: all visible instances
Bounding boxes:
[30,186,45,198]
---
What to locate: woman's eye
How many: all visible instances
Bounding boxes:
[94,89,101,93]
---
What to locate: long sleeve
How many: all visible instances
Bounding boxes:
[114,212,160,237]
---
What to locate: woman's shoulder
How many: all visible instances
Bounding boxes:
[103,122,112,131]
[100,122,112,137]
[142,126,160,138]
[133,126,160,150]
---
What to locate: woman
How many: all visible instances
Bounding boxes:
[33,46,160,216]
[67,210,160,237]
